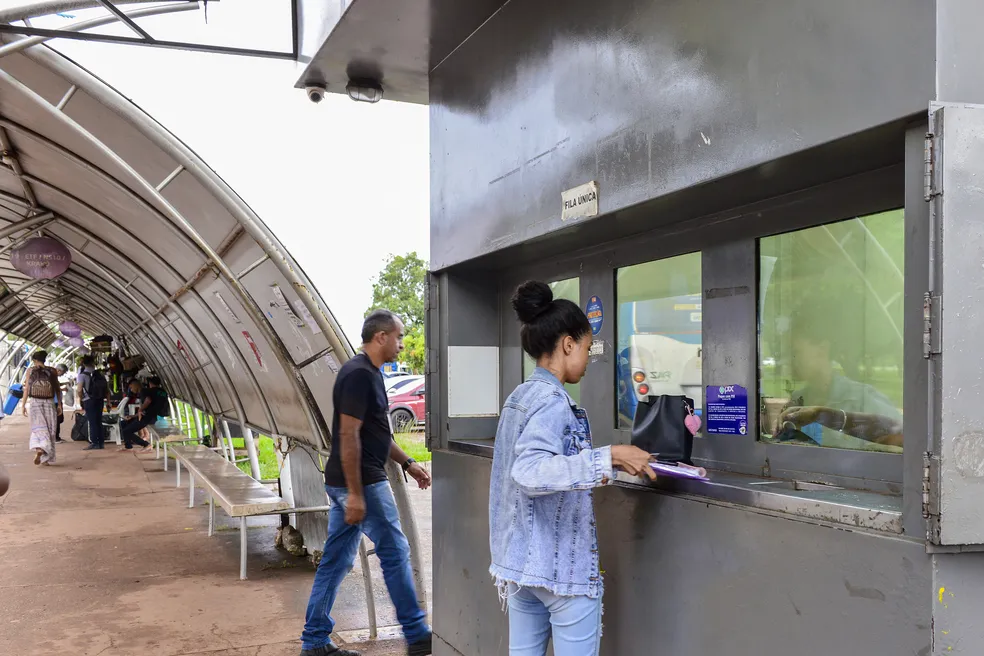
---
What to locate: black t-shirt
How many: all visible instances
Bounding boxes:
[150,388,169,419]
[139,390,156,419]
[138,388,168,421]
[324,352,392,487]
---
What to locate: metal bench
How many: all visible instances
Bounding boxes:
[170,444,289,579]
[146,423,200,470]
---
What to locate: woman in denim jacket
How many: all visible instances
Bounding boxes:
[490,281,655,656]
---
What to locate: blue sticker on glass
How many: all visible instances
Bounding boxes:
[586,296,604,336]
[705,385,748,435]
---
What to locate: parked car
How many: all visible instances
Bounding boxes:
[385,375,422,395]
[388,379,425,432]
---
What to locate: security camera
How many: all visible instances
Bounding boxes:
[305,84,327,104]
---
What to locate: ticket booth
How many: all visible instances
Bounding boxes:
[296,0,984,653]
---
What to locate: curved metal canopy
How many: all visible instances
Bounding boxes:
[0,30,354,465]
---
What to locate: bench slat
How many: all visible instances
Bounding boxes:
[170,445,288,517]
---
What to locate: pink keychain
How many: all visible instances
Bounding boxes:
[684,403,701,436]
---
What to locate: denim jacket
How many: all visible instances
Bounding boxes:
[489,367,614,599]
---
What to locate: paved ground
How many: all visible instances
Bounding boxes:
[0,413,432,656]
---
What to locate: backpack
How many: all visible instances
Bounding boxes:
[28,367,54,399]
[70,413,89,441]
[85,370,108,402]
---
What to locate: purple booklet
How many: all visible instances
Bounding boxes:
[649,461,709,481]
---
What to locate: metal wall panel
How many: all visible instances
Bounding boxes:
[434,450,932,656]
[930,103,984,545]
[239,261,333,367]
[429,0,934,269]
[190,276,314,439]
[160,171,241,252]
[62,89,181,191]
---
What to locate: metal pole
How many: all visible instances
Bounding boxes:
[359,538,379,639]
[240,516,248,580]
[242,426,262,485]
[182,403,192,438]
[0,1,166,24]
[193,406,204,445]
[222,419,236,465]
[386,460,428,612]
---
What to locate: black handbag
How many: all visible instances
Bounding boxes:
[630,395,695,465]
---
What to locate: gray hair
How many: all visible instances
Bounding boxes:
[362,309,401,344]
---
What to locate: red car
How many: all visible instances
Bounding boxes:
[388,379,425,432]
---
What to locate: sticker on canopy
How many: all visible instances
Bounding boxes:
[213,291,241,324]
[242,331,267,372]
[176,339,195,368]
[270,284,305,328]
[294,299,323,335]
[586,296,604,335]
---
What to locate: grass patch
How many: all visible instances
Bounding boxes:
[230,436,280,480]
[395,432,431,463]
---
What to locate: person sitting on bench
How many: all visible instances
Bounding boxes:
[119,377,166,451]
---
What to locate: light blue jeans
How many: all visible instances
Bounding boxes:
[300,481,430,650]
[507,584,602,656]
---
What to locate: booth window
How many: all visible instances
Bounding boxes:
[759,210,904,452]
[522,278,581,403]
[615,253,702,429]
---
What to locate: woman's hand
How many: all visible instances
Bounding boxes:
[611,445,657,480]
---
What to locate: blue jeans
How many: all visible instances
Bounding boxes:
[507,584,602,656]
[301,481,429,650]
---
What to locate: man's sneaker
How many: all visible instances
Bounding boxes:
[407,633,433,656]
[299,645,361,656]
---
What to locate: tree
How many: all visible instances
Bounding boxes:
[365,252,427,373]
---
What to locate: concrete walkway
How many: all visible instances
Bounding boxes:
[0,413,431,656]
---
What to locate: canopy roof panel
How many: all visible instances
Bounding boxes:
[0,33,354,454]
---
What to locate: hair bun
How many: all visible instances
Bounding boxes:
[512,281,554,324]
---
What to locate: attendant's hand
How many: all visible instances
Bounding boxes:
[776,406,831,435]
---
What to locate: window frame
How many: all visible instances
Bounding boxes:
[496,165,907,492]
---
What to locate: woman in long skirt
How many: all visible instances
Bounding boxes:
[22,351,61,466]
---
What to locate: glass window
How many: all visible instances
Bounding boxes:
[759,210,904,452]
[615,253,702,429]
[522,278,581,403]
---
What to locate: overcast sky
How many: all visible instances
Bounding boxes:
[16,1,430,345]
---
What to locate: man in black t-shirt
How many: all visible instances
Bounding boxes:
[300,310,432,656]
[119,377,165,451]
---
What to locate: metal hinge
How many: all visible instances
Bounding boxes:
[923,292,941,358]
[925,132,941,202]
[924,451,942,542]
[922,451,934,519]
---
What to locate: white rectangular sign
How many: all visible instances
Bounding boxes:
[561,181,599,221]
